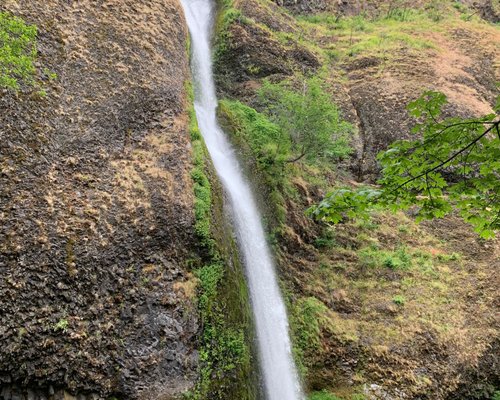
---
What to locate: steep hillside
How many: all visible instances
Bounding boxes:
[0,1,199,398]
[215,0,499,179]
[276,0,500,22]
[214,0,500,399]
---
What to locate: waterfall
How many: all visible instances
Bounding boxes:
[180,1,304,399]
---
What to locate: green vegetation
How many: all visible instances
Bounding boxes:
[0,12,37,90]
[290,296,327,373]
[193,263,249,398]
[214,0,249,67]
[211,1,499,398]
[258,77,352,163]
[313,228,336,249]
[187,84,254,399]
[53,318,69,332]
[298,10,438,61]
[437,252,461,262]
[218,99,288,174]
[218,99,288,225]
[190,98,216,252]
[358,246,413,270]
[304,207,483,355]
[392,295,406,306]
[308,392,366,400]
[219,77,353,231]
[294,0,495,67]
[220,76,352,167]
[311,91,500,238]
[309,391,342,400]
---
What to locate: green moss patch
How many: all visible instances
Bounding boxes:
[186,83,256,400]
[0,12,38,90]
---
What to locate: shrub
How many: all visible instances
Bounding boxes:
[258,77,353,164]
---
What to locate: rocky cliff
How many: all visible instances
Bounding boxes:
[0,1,199,398]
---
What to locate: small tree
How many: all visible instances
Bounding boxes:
[0,11,37,90]
[310,91,500,238]
[258,77,352,163]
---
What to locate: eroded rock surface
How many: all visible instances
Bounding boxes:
[0,1,198,398]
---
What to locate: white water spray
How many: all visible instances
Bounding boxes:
[180,1,304,399]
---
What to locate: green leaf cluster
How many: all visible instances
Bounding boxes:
[0,12,37,90]
[308,187,381,223]
[311,91,500,238]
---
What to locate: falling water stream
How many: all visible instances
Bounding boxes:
[180,1,304,399]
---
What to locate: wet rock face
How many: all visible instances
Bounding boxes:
[0,1,198,398]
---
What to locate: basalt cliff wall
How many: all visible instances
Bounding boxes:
[0,1,200,398]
